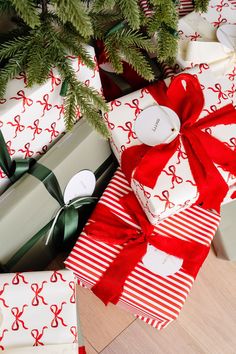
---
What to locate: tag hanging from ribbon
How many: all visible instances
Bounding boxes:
[121,73,236,213]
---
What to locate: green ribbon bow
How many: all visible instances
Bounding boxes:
[4,162,96,270]
[0,130,35,183]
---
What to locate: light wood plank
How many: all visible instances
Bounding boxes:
[84,339,98,354]
[77,286,135,352]
[101,319,205,354]
[178,250,236,354]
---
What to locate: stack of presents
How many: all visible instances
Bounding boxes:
[1,0,236,351]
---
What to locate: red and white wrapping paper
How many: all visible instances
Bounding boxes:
[0,45,101,193]
[177,0,236,79]
[0,270,84,353]
[65,169,220,330]
[106,67,236,224]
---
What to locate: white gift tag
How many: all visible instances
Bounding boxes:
[217,24,236,51]
[134,105,180,146]
[142,244,183,277]
[64,170,96,204]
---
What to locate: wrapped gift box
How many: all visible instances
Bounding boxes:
[0,44,102,193]
[0,270,84,353]
[65,169,220,330]
[106,66,236,224]
[0,119,112,270]
[177,0,236,80]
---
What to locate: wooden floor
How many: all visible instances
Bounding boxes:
[49,249,236,354]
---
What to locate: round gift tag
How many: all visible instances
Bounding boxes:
[64,170,96,204]
[217,24,236,51]
[134,105,180,146]
[142,244,183,277]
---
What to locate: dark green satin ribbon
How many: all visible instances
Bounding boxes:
[4,162,96,270]
[0,130,35,183]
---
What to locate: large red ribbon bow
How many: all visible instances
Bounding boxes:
[86,192,210,305]
[121,74,236,212]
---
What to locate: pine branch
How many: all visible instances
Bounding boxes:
[0,35,31,60]
[52,0,93,38]
[194,0,210,12]
[118,0,140,29]
[64,88,77,130]
[92,0,116,11]
[0,0,14,13]
[8,0,40,28]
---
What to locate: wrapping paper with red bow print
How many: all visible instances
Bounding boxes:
[0,45,101,194]
[177,0,236,78]
[65,169,220,330]
[106,66,236,225]
[0,270,85,353]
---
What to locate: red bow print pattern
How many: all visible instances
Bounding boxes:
[104,113,115,130]
[18,142,34,158]
[92,55,99,78]
[6,141,15,156]
[27,119,43,140]
[31,326,48,346]
[0,98,7,104]
[70,326,77,343]
[0,329,8,350]
[36,145,48,156]
[12,273,28,285]
[227,67,236,81]
[67,55,84,72]
[198,63,210,74]
[7,115,25,138]
[37,94,52,117]
[225,137,236,149]
[227,84,236,99]
[45,122,60,143]
[211,0,229,12]
[15,72,27,86]
[69,281,76,304]
[50,271,66,283]
[117,122,137,144]
[163,165,183,189]
[140,88,149,99]
[0,121,3,128]
[0,283,9,308]
[11,305,28,330]
[208,83,228,104]
[212,14,227,27]
[125,99,142,118]
[10,90,33,113]
[154,190,175,212]
[176,145,188,164]
[110,99,121,111]
[54,104,65,120]
[31,281,48,306]
[48,70,61,92]
[203,105,217,115]
[50,302,67,328]
[186,32,201,41]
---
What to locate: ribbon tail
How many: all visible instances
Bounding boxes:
[92,238,147,305]
[197,129,236,177]
[195,104,236,129]
[183,132,228,212]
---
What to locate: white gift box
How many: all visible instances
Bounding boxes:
[0,45,101,193]
[0,270,84,353]
[106,66,236,225]
[177,0,236,79]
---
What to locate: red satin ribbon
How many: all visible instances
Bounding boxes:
[121,74,236,212]
[86,192,210,305]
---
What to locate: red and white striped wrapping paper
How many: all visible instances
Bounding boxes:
[65,169,220,330]
[0,45,101,194]
[0,270,85,353]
